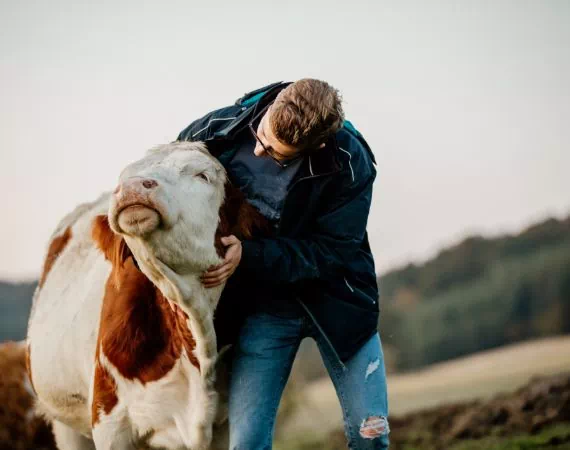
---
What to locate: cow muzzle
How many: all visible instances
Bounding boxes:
[112,177,163,236]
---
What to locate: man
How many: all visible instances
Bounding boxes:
[178,79,389,449]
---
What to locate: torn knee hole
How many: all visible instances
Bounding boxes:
[359,416,389,439]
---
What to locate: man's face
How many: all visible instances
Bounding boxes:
[253,106,301,161]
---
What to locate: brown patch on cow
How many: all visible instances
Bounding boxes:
[91,215,200,386]
[92,215,133,284]
[91,358,118,426]
[25,344,36,395]
[215,182,271,257]
[38,227,72,288]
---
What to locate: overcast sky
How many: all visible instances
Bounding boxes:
[1,0,569,280]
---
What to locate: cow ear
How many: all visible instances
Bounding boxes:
[92,215,132,267]
[216,182,269,256]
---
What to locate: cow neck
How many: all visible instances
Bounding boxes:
[92,216,200,383]
[123,235,221,373]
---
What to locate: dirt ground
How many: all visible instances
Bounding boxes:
[387,371,570,449]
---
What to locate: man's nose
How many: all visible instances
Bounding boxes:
[253,142,266,157]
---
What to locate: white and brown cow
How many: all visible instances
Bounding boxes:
[26,141,266,450]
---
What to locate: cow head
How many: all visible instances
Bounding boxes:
[106,141,265,279]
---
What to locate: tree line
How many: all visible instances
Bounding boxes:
[379,216,570,371]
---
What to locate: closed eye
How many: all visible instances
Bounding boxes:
[196,172,210,183]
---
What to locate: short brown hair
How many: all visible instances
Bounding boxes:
[269,79,344,150]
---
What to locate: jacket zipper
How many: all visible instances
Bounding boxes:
[344,277,355,293]
[345,277,376,303]
[284,167,345,371]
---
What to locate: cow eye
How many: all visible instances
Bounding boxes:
[196,172,210,183]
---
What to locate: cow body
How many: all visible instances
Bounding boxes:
[27,142,262,450]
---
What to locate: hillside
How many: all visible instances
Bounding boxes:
[0,281,37,342]
[380,216,570,302]
[377,216,570,371]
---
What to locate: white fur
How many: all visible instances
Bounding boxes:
[28,142,230,449]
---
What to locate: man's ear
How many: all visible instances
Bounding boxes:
[215,182,270,256]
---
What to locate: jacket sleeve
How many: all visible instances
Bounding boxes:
[239,172,375,284]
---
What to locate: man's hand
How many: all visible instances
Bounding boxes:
[201,235,242,288]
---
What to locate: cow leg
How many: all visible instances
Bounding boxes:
[52,420,96,450]
[92,416,136,450]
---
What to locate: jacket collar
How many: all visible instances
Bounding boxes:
[297,136,342,179]
[212,82,292,141]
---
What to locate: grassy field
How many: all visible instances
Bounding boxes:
[275,335,570,446]
[447,423,570,450]
[276,423,570,450]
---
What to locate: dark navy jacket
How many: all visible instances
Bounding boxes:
[177,82,379,363]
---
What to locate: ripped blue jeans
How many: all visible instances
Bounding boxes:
[228,311,390,449]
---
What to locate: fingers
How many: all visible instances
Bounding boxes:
[202,267,235,288]
[202,258,237,287]
[203,278,228,288]
[202,235,241,288]
[220,235,239,246]
[203,263,232,279]
[204,248,235,274]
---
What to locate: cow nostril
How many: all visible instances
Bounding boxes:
[142,179,158,189]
